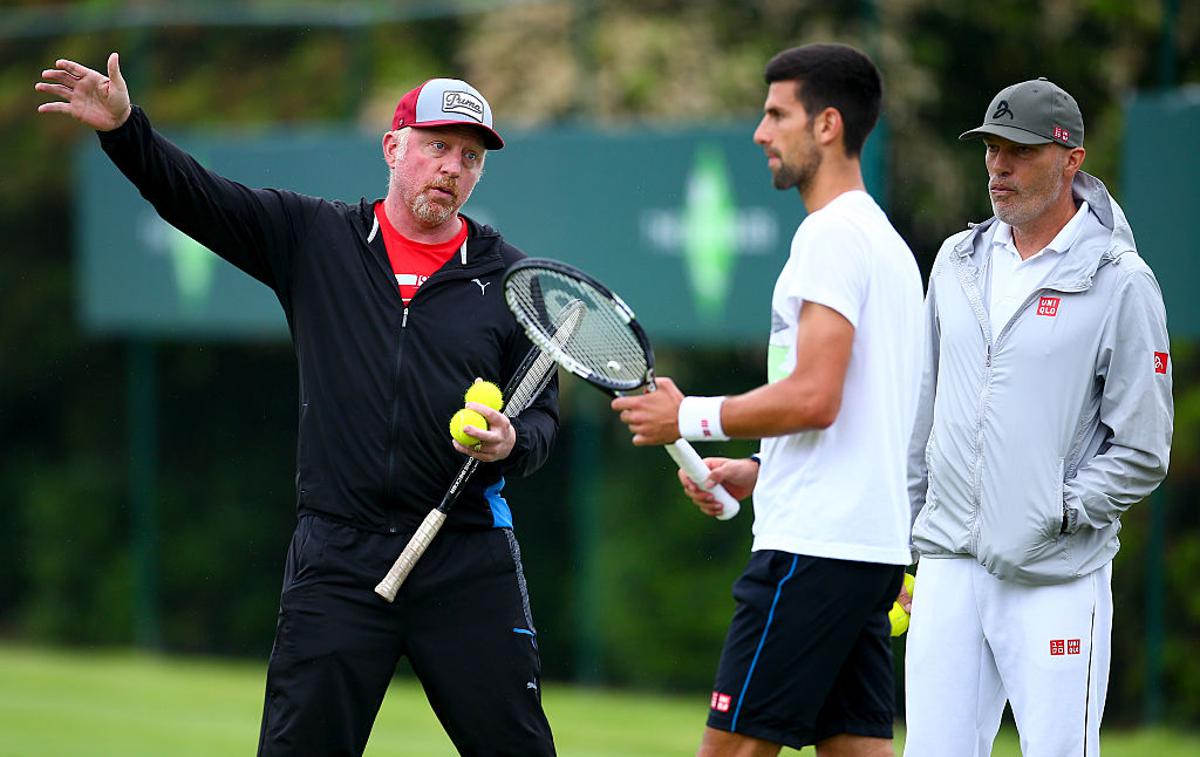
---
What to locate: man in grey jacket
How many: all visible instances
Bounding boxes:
[903,78,1172,756]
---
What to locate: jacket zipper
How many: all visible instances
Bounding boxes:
[954,253,991,556]
[384,306,410,532]
[969,342,991,553]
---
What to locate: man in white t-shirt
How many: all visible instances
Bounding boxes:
[612,43,923,757]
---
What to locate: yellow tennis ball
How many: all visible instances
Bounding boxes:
[888,603,910,637]
[449,408,488,447]
[464,380,503,411]
[890,572,915,637]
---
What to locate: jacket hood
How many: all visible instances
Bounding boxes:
[953,171,1138,291]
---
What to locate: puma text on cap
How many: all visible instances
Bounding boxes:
[391,78,504,150]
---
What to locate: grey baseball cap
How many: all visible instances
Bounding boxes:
[959,77,1084,148]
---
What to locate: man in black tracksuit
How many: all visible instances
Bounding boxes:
[38,53,558,755]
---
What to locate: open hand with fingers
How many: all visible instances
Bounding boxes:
[36,52,131,131]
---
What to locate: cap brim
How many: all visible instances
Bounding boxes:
[410,119,504,150]
[958,123,1052,144]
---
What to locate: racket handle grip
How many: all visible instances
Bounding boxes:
[375,509,447,602]
[666,439,741,521]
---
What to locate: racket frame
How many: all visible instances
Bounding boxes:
[502,258,741,521]
[504,257,656,394]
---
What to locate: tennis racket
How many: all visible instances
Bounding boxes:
[503,258,741,520]
[374,299,585,602]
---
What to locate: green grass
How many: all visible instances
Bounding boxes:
[1,644,1196,755]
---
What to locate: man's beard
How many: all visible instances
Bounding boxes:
[771,144,822,193]
[412,186,458,226]
[391,170,465,227]
[990,172,1065,228]
[990,152,1069,227]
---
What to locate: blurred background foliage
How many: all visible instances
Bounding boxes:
[2,0,1199,728]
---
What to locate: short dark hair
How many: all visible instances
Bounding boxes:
[764,43,882,158]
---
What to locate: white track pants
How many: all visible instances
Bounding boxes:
[902,557,1112,757]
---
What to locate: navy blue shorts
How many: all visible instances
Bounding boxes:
[706,551,903,749]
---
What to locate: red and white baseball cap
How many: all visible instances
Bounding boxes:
[391,78,504,150]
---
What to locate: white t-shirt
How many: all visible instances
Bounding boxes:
[754,190,924,565]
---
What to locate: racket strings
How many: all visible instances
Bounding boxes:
[504,300,584,413]
[505,267,648,390]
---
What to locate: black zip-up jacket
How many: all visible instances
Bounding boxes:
[99,106,559,533]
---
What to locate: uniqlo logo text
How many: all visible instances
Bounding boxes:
[701,419,713,438]
[1053,126,1070,142]
[1037,296,1061,317]
[1050,639,1065,656]
[1067,639,1081,655]
[1155,352,1169,374]
[710,691,732,713]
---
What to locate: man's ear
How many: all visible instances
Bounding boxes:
[1065,146,1086,174]
[813,106,843,149]
[382,132,398,169]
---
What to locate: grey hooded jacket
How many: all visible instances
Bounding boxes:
[907,171,1173,585]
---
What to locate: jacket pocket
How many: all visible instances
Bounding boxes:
[295,400,319,503]
[912,433,968,555]
[1020,456,1065,554]
[281,516,318,596]
[910,436,937,541]
[1038,457,1067,542]
[979,457,1065,578]
[922,432,941,511]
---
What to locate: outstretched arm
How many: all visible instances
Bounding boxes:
[37,53,315,294]
[36,52,131,131]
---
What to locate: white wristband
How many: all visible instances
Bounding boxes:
[678,396,729,442]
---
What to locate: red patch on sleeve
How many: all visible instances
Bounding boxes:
[1154,352,1169,374]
